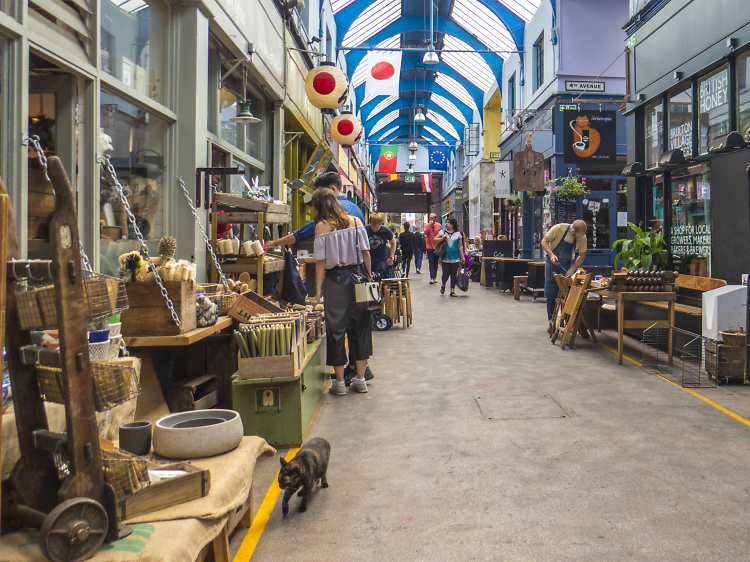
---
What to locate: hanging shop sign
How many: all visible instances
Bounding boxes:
[563,110,617,164]
[512,136,545,192]
[330,112,362,147]
[305,63,349,113]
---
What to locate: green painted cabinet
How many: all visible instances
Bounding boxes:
[231,338,330,447]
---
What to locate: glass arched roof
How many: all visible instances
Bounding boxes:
[431,93,469,127]
[435,73,478,111]
[369,109,400,136]
[426,110,460,140]
[341,0,401,48]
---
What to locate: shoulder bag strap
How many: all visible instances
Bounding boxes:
[352,220,372,281]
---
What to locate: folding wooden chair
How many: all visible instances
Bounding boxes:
[559,273,598,350]
[550,273,571,344]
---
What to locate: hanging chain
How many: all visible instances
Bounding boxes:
[177,176,229,291]
[99,154,184,333]
[24,135,94,270]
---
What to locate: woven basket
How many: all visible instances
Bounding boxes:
[101,449,150,502]
[220,292,238,316]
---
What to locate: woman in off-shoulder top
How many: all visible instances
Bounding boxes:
[312,188,373,395]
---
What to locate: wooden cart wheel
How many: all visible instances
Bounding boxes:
[39,498,108,562]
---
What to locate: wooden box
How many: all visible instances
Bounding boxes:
[228,291,283,323]
[121,281,196,337]
[706,340,745,382]
[167,373,218,412]
[237,353,297,380]
[116,461,211,520]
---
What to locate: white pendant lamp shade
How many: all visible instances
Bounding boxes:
[414,109,426,122]
[330,111,363,146]
[423,51,439,65]
[408,153,416,161]
[305,62,349,112]
[407,164,414,172]
[409,141,418,150]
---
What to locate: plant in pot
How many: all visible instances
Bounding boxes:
[506,195,523,212]
[612,222,668,271]
[551,175,589,198]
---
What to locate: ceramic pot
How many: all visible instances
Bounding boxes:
[119,421,152,456]
[152,409,243,459]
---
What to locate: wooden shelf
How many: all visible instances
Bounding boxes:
[123,316,233,347]
[221,258,285,275]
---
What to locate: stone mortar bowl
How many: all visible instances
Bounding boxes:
[153,409,244,459]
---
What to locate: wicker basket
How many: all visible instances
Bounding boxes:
[101,449,150,502]
[220,292,238,316]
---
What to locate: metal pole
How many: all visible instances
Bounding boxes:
[338,46,523,55]
[430,0,434,52]
[746,165,750,384]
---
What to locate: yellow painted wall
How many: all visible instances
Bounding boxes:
[483,87,503,161]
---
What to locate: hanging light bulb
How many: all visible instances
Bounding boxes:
[414,108,426,122]
[423,51,439,65]
[409,141,418,150]
[407,164,414,173]
[409,153,417,161]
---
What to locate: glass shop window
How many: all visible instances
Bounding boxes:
[668,86,693,158]
[650,176,665,235]
[644,99,663,169]
[99,92,168,276]
[736,52,750,142]
[100,0,169,105]
[698,65,729,155]
[616,180,628,242]
[670,165,711,277]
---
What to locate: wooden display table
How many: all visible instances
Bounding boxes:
[231,338,329,447]
[591,289,676,366]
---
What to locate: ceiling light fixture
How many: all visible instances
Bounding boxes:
[409,153,416,160]
[423,0,439,65]
[409,141,418,150]
[414,108,426,122]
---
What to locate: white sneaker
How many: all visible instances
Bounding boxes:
[350,378,368,393]
[329,381,346,395]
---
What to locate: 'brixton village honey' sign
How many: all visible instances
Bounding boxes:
[512,133,545,192]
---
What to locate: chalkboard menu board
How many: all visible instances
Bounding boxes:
[556,196,578,225]
[482,240,513,286]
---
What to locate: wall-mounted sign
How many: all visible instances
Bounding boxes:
[559,104,578,111]
[405,175,415,182]
[565,81,605,92]
[563,110,617,164]
[627,34,637,48]
[512,142,545,191]
[489,152,500,158]
[256,388,280,413]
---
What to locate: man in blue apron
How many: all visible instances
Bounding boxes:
[541,220,588,327]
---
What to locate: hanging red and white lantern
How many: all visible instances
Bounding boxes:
[305,62,349,113]
[331,111,362,147]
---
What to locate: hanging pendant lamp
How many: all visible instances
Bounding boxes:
[423,0,439,65]
[414,108,426,122]
[408,153,417,161]
[230,101,261,123]
[409,141,418,150]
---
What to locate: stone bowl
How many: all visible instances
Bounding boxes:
[152,409,244,459]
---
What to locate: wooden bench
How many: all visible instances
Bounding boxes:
[641,274,726,315]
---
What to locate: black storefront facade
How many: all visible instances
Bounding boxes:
[625,0,750,284]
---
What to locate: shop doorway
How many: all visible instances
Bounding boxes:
[27,55,81,259]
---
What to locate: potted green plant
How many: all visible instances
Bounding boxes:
[612,222,668,271]
[551,175,589,197]
[506,195,523,212]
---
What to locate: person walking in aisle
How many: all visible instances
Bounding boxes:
[433,217,467,297]
[413,225,425,274]
[398,222,415,277]
[540,220,588,329]
[312,189,373,395]
[423,213,441,284]
[367,214,396,279]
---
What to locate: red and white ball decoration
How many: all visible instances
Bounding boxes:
[305,62,349,113]
[330,111,363,147]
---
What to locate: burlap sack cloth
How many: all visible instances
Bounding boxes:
[0,436,276,562]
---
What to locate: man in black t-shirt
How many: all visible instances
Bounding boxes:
[398,222,416,277]
[367,213,396,279]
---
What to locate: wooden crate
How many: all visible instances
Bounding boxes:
[167,373,218,412]
[116,461,211,520]
[237,353,297,380]
[121,281,196,336]
[228,291,283,323]
[705,340,745,382]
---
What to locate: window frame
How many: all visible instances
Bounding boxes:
[533,33,544,92]
[507,72,515,112]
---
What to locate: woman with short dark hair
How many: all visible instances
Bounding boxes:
[312,189,373,394]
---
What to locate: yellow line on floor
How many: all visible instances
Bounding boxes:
[232,447,299,562]
[597,342,750,429]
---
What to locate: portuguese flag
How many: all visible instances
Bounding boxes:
[378,145,398,173]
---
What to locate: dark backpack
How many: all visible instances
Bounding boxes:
[281,247,308,305]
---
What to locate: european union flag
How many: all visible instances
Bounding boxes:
[428,146,449,171]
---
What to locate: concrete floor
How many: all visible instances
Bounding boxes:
[231,274,750,562]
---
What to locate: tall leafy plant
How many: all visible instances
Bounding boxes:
[613,222,668,271]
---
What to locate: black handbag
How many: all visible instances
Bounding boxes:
[434,236,447,260]
[457,268,470,292]
[281,247,308,305]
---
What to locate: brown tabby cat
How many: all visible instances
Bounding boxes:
[278,437,330,515]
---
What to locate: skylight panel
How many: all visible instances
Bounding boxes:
[331,0,356,14]
[423,126,445,141]
[377,125,400,141]
[351,35,401,87]
[451,0,515,57]
[501,0,541,22]
[431,93,469,126]
[426,111,460,139]
[369,109,399,136]
[360,94,377,107]
[366,96,399,120]
[342,0,401,48]
[441,35,495,92]
[435,73,477,111]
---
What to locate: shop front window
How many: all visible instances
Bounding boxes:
[670,165,711,277]
[698,66,729,155]
[669,86,693,157]
[616,180,628,242]
[737,52,750,141]
[650,176,664,234]
[99,92,168,276]
[100,0,169,105]
[644,99,663,169]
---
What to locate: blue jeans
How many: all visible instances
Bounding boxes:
[413,248,423,272]
[426,249,439,279]
[372,261,391,280]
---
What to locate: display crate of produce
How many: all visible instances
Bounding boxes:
[121,280,196,336]
[228,290,284,323]
[235,312,307,380]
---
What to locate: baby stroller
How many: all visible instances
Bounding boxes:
[370,271,393,330]
[391,248,405,278]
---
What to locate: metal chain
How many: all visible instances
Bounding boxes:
[24,135,95,270]
[177,176,230,291]
[99,154,184,333]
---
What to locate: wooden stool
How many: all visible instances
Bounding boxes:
[513,275,528,301]
[380,278,412,328]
